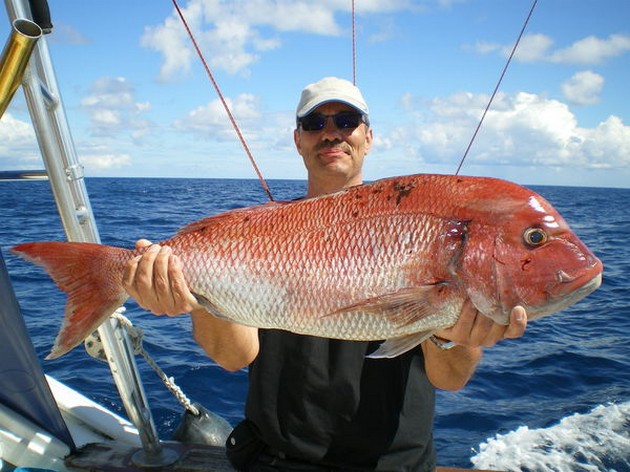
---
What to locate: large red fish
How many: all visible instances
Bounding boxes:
[12,174,602,359]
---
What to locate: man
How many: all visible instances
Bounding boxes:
[123,77,527,471]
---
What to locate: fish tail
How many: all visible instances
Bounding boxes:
[11,241,134,359]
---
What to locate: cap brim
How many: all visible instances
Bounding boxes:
[297,97,368,118]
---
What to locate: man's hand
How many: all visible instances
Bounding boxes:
[435,300,527,348]
[423,301,528,390]
[122,240,258,371]
[122,239,201,316]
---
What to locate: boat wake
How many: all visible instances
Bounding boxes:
[471,401,630,472]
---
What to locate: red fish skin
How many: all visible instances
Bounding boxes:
[454,191,601,321]
[171,174,601,329]
[11,174,603,359]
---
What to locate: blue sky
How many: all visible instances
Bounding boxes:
[1,0,629,188]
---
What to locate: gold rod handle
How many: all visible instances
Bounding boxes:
[0,18,42,118]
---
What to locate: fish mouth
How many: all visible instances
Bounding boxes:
[527,271,602,321]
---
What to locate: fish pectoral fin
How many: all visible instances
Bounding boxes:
[367,331,434,359]
[326,283,452,328]
[192,292,231,321]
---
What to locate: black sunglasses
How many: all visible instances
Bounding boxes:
[298,111,367,132]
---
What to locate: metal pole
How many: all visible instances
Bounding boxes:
[3,0,177,466]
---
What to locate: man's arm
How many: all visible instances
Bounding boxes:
[122,240,259,371]
[190,309,259,371]
[422,302,527,391]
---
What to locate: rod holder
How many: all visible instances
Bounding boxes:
[0,18,42,118]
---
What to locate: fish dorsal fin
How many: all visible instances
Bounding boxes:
[176,201,287,236]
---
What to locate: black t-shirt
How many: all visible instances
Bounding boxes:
[245,330,436,471]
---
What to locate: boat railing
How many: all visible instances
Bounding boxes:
[2,0,177,466]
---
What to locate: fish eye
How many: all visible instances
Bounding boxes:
[524,227,548,247]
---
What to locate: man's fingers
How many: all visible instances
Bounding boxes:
[504,306,527,339]
[134,244,160,289]
[135,238,153,250]
[152,246,173,307]
[122,242,197,316]
[479,306,527,346]
[435,302,528,348]
[168,255,199,313]
[447,299,477,335]
[127,244,161,311]
[122,255,142,298]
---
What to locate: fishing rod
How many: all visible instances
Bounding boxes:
[171,0,274,202]
[172,0,537,194]
[351,0,357,85]
[171,0,361,202]
[455,0,539,175]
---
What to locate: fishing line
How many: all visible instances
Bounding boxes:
[171,0,535,192]
[171,0,275,202]
[352,0,357,85]
[455,0,539,175]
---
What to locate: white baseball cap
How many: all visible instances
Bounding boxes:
[296,77,369,120]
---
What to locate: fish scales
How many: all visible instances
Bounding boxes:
[179,211,460,340]
[166,177,497,341]
[11,174,603,359]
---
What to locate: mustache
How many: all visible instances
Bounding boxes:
[315,140,351,153]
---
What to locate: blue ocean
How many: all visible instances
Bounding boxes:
[1,178,628,471]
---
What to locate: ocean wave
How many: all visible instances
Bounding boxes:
[471,401,630,472]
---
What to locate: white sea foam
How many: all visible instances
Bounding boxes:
[471,402,630,472]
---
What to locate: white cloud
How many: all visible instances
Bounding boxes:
[0,103,137,174]
[80,152,131,170]
[80,77,151,138]
[0,112,36,145]
[473,33,630,66]
[140,12,194,81]
[0,113,40,168]
[549,34,630,65]
[141,0,293,81]
[60,77,155,173]
[512,33,554,63]
[366,17,396,44]
[174,93,262,140]
[383,91,630,171]
[91,109,120,126]
[580,116,630,169]
[468,40,501,55]
[141,0,419,80]
[47,22,90,45]
[561,71,604,106]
